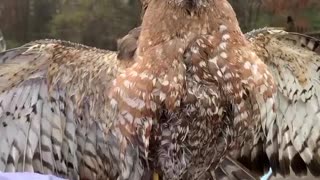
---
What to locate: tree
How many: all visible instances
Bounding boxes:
[50,0,141,50]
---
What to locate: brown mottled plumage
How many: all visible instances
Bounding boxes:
[113,1,320,180]
[0,39,134,180]
[2,1,320,180]
[109,0,274,179]
[243,28,320,178]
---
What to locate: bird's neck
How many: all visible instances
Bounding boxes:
[137,0,246,55]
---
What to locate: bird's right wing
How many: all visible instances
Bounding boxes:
[0,40,124,180]
[241,28,320,178]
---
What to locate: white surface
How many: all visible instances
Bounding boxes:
[0,172,66,180]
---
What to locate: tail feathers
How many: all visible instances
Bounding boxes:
[211,155,260,180]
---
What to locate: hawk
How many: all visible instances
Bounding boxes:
[0,1,320,180]
[109,0,320,179]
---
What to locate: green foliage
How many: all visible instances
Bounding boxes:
[49,0,141,50]
[2,0,141,50]
[6,39,21,49]
[303,8,320,29]
[1,0,320,49]
[28,0,59,40]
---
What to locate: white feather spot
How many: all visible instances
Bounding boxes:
[129,71,138,77]
[243,61,251,69]
[220,52,228,59]
[183,64,187,70]
[196,38,204,45]
[160,91,167,102]
[199,61,206,67]
[219,25,228,32]
[142,92,146,100]
[150,101,157,112]
[251,64,258,75]
[152,78,157,86]
[112,79,117,86]
[139,72,150,79]
[219,42,227,49]
[174,100,181,107]
[191,46,199,54]
[193,74,201,82]
[110,98,118,108]
[122,111,134,122]
[124,80,133,88]
[192,66,198,72]
[209,56,218,64]
[162,80,169,86]
[224,73,232,79]
[221,66,227,73]
[222,34,230,41]
[178,74,184,80]
[123,96,145,110]
[115,87,123,96]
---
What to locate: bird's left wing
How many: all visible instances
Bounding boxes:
[0,39,131,179]
[241,27,320,178]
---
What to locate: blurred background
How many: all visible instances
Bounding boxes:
[0,0,320,50]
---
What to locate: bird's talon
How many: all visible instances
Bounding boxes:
[153,172,159,180]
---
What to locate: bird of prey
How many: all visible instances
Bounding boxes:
[1,1,320,180]
[109,0,320,179]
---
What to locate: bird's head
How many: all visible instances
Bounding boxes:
[137,0,241,53]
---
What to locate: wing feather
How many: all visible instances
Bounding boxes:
[242,27,320,177]
[0,39,124,179]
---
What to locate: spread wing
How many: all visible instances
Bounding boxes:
[0,39,125,179]
[239,27,320,177]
